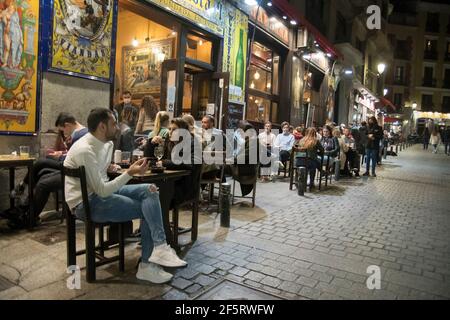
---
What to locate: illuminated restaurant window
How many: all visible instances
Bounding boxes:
[186,33,212,64]
[247,42,280,123]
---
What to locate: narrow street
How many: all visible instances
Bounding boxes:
[1,145,449,300]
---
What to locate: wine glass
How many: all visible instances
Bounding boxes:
[154,144,164,163]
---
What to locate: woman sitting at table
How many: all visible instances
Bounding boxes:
[143,111,170,158]
[157,118,202,206]
[295,128,324,190]
[320,125,340,164]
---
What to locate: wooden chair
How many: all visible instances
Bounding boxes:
[61,165,128,283]
[171,164,202,249]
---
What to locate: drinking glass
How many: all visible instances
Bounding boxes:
[154,145,164,162]
[122,151,131,164]
[19,146,30,158]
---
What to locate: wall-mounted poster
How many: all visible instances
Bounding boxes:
[49,0,117,82]
[0,0,39,135]
[122,38,173,98]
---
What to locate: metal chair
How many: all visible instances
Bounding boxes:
[61,165,127,283]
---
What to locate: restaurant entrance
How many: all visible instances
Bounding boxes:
[114,0,228,124]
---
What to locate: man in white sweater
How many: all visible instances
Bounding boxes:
[64,108,186,284]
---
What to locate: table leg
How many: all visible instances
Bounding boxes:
[28,163,35,229]
[9,168,15,209]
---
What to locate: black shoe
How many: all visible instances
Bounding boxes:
[372,173,377,177]
[363,172,370,176]
[354,172,360,177]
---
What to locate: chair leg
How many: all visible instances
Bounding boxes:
[118,223,125,272]
[85,222,96,283]
[318,168,322,191]
[252,183,256,208]
[232,179,236,205]
[172,206,179,248]
[191,200,199,242]
[66,210,76,267]
[98,226,104,256]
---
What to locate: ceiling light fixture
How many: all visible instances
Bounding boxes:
[290,20,297,25]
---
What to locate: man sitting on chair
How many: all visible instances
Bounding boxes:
[64,108,186,284]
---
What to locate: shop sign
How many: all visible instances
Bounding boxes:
[223,7,248,104]
[146,0,224,35]
[246,5,289,45]
[356,95,375,111]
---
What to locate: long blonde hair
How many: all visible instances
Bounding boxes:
[153,111,170,136]
[301,128,318,150]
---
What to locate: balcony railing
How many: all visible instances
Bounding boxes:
[393,78,407,86]
[422,78,437,87]
[424,51,438,60]
[394,51,411,60]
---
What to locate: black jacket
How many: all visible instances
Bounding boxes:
[366,124,383,150]
[162,134,202,206]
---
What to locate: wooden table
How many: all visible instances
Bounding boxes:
[109,169,190,246]
[0,155,35,228]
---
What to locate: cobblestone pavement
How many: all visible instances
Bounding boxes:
[1,144,449,299]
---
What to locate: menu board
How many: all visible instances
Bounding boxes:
[226,103,244,129]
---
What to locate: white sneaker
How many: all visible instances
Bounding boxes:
[136,262,173,284]
[277,161,285,169]
[148,244,187,268]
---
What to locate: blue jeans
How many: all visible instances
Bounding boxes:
[366,149,378,174]
[75,184,166,261]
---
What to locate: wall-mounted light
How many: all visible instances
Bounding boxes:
[412,102,417,109]
[199,40,203,46]
[282,15,287,20]
[132,37,139,47]
[250,82,255,89]
[383,88,388,96]
[245,0,258,6]
[290,20,297,25]
[267,2,272,7]
[254,71,260,80]
[377,63,386,75]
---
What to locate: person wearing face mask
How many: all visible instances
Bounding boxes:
[114,91,139,152]
[274,122,295,169]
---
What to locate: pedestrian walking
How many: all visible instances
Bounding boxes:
[442,126,450,155]
[423,127,430,150]
[429,127,441,154]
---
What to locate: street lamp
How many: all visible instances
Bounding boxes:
[377,63,386,75]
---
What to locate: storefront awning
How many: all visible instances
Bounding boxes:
[272,0,343,59]
[376,97,397,113]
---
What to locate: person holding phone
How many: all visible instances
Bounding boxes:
[65,108,187,284]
